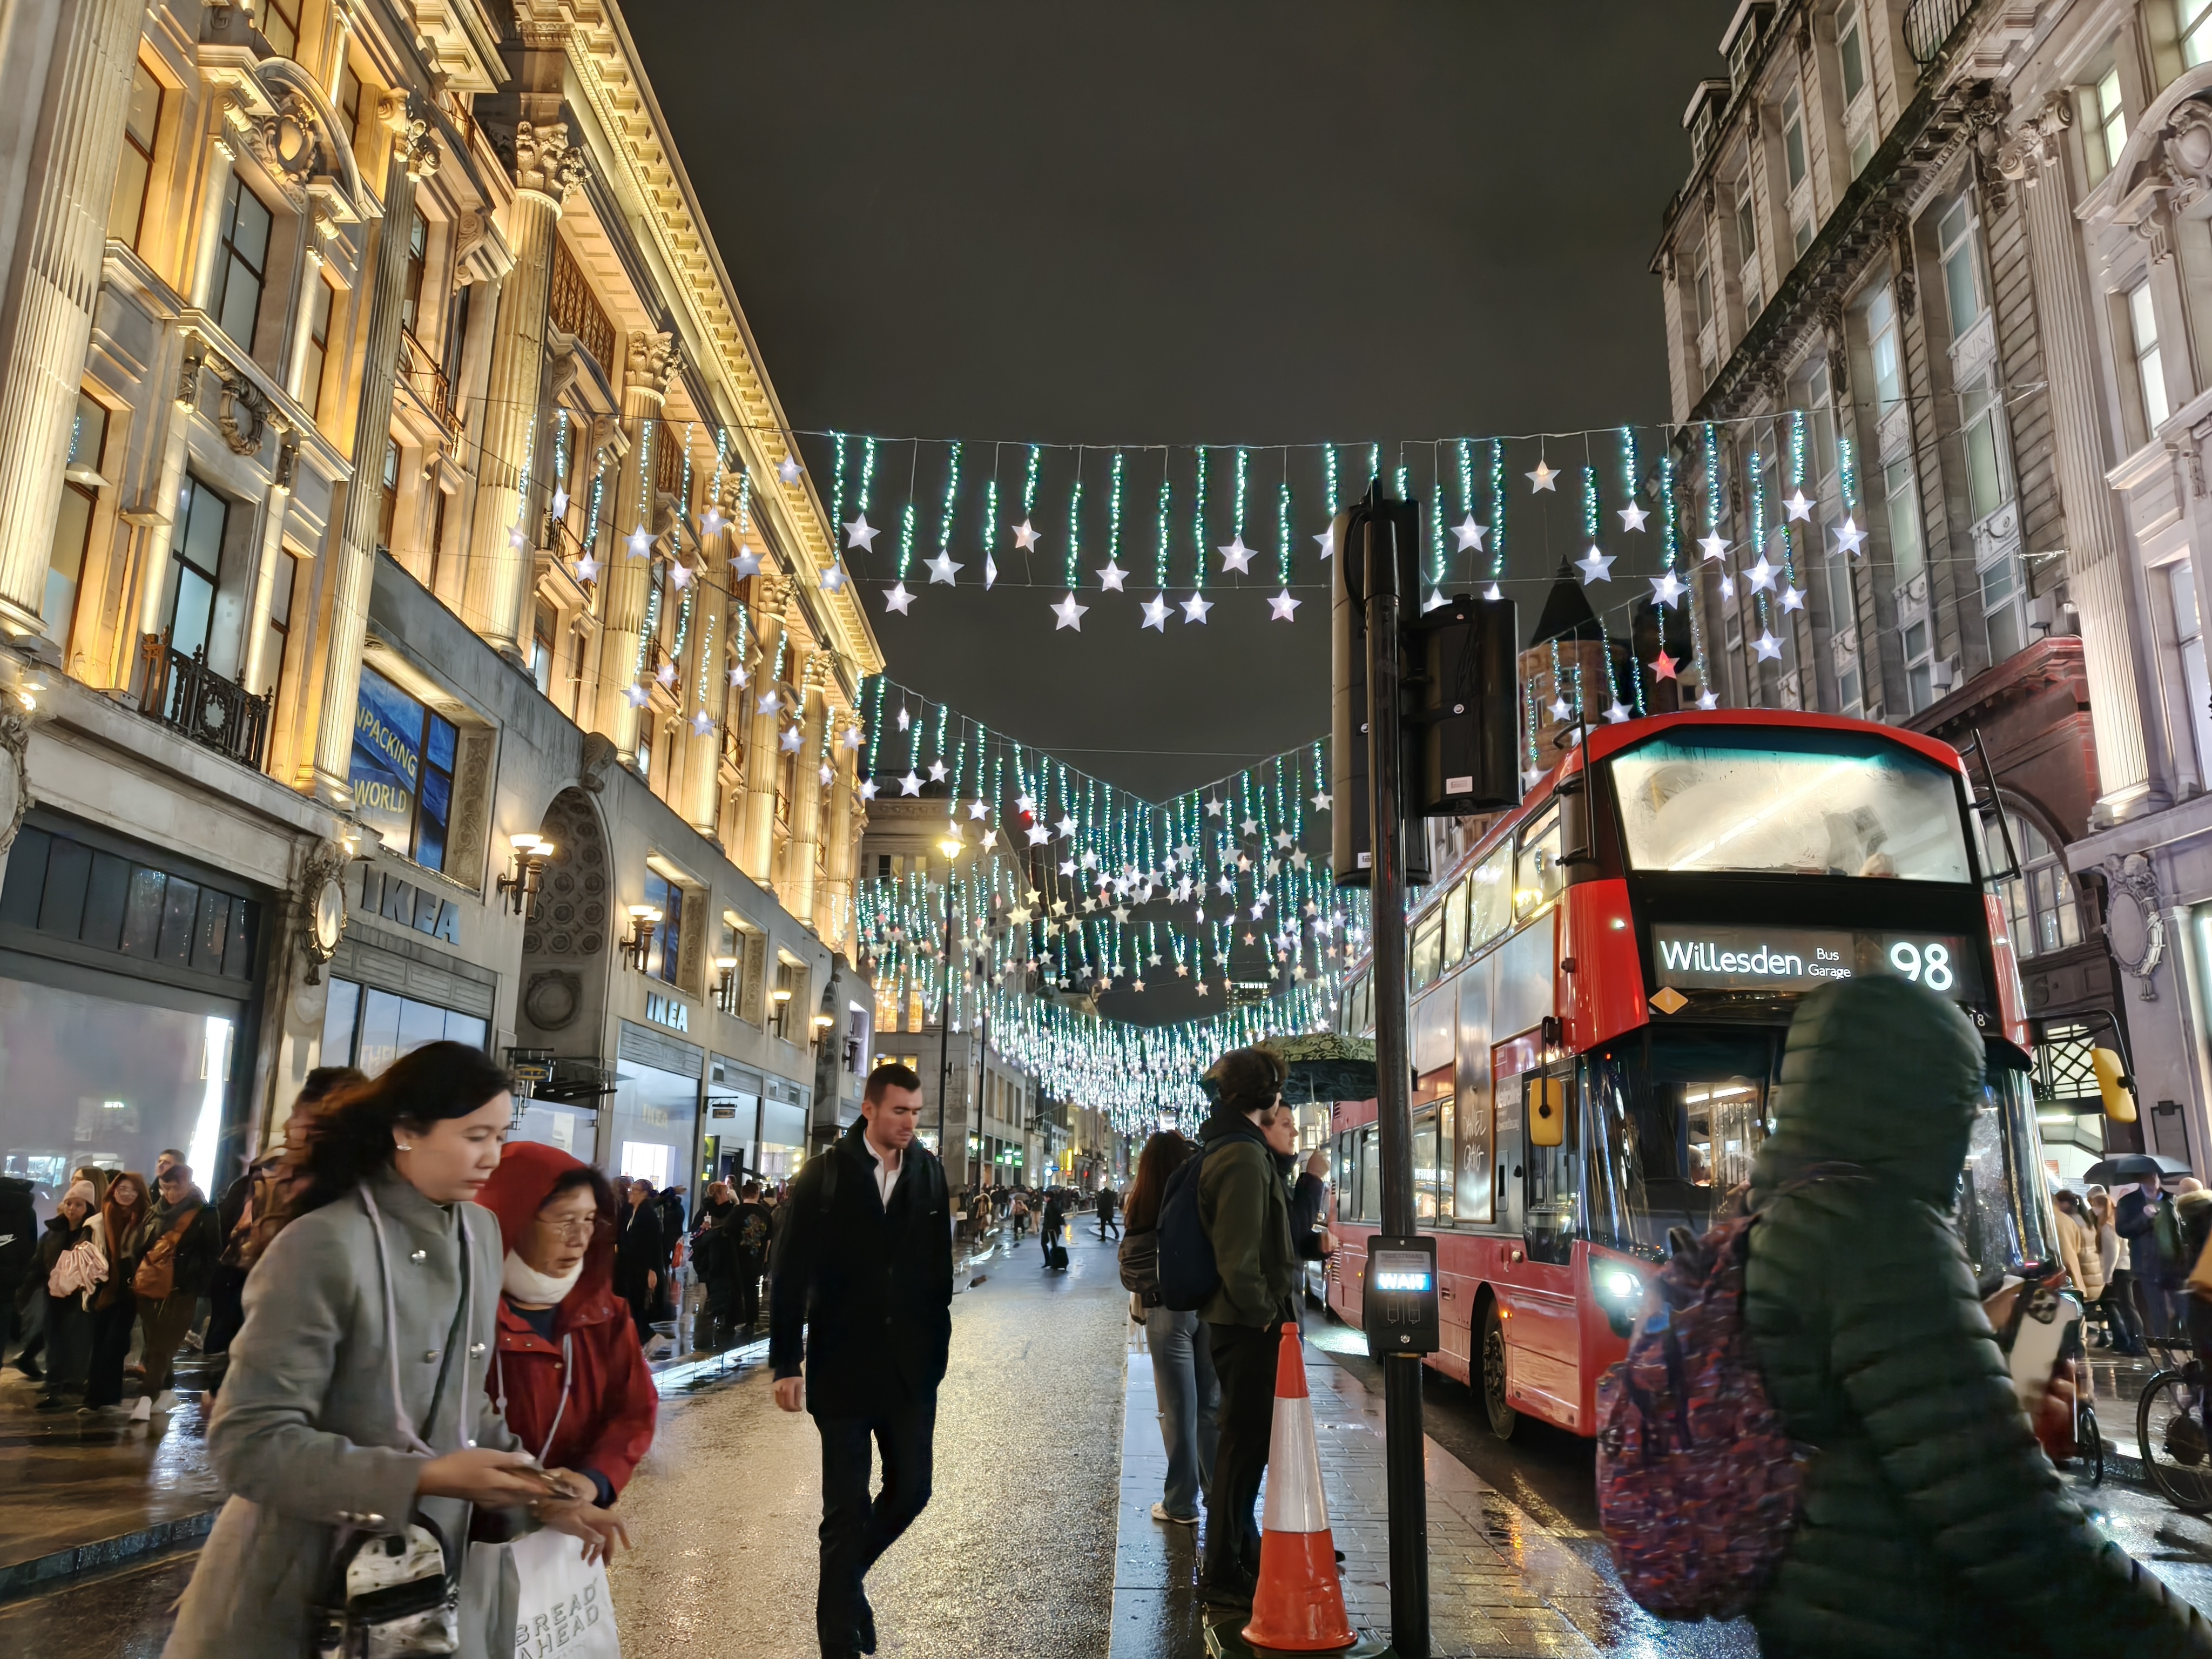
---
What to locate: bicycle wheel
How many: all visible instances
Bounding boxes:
[2138,1370,2212,1513]
[2079,1402,2105,1488]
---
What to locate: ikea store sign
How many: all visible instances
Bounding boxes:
[1650,925,1979,996]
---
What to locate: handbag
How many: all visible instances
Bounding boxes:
[132,1203,202,1300]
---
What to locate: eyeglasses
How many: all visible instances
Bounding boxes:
[538,1215,603,1242]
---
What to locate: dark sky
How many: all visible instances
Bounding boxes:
[629,1,1738,801]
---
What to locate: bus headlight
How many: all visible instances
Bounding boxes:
[1592,1259,1648,1337]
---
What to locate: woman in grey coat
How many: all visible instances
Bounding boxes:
[165,1044,619,1659]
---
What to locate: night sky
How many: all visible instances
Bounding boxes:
[629,2,1739,803]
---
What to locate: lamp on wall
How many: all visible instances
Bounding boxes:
[622,904,663,972]
[714,954,740,1013]
[498,833,556,917]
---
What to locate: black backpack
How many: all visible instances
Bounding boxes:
[1155,1147,1219,1312]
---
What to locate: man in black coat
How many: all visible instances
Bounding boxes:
[770,1064,953,1659]
[0,1174,36,1370]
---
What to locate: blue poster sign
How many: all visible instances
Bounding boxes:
[351,666,423,849]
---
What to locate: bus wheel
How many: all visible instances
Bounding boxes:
[1480,1301,1518,1441]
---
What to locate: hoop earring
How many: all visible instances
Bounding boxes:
[395,1141,414,1152]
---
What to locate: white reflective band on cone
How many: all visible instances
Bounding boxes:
[1260,1392,1330,1533]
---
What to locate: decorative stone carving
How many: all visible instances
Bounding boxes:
[578,731,617,793]
[274,431,300,490]
[0,708,30,860]
[217,370,269,455]
[523,969,582,1030]
[1996,92,2073,185]
[2104,852,2166,1001]
[295,838,352,986]
[626,330,680,396]
[249,91,321,190]
[511,119,586,201]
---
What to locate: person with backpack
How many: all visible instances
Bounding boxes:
[1185,1046,1299,1612]
[729,1179,775,1334]
[1720,977,2212,1655]
[130,1162,220,1418]
[1120,1131,1217,1527]
[2120,1171,2190,1340]
[768,1064,953,1659]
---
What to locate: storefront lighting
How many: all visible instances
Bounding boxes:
[621,904,663,971]
[498,832,556,918]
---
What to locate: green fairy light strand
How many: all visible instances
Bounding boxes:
[1065,457,1084,589]
[1488,440,1506,583]
[1155,453,1174,589]
[831,433,847,551]
[1192,447,1208,590]
[936,440,962,561]
[1108,451,1125,568]
[1325,445,1340,514]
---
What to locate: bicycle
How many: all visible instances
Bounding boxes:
[2136,1336,2210,1512]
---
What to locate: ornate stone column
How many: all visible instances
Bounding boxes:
[819,717,859,951]
[0,0,161,642]
[592,331,677,762]
[458,120,583,659]
[2002,99,2166,819]
[683,482,737,841]
[306,99,439,804]
[784,659,829,927]
[738,572,788,882]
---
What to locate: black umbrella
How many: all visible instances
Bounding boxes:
[2082,1153,2194,1184]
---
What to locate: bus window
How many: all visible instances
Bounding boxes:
[1959,1060,2056,1282]
[1470,841,1513,947]
[1412,914,1443,989]
[1434,1097,1455,1220]
[1413,1106,1438,1220]
[1516,805,1564,919]
[1443,879,1469,965]
[1358,1124,1381,1222]
[1334,1131,1358,1222]
[1524,1068,1577,1264]
[1582,1029,1776,1252]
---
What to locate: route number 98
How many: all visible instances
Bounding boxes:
[1889,940,1954,992]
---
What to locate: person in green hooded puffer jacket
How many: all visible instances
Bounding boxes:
[1741,976,2211,1658]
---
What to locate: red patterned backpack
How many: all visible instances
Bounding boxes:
[1594,1207,1813,1621]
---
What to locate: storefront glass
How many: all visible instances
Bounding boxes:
[512,1100,599,1164]
[610,1059,700,1192]
[321,976,489,1074]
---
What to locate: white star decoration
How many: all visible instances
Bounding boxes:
[1482,583,1502,601]
[1313,527,1335,561]
[1577,546,1615,584]
[552,487,570,517]
[626,525,652,558]
[983,553,998,590]
[928,760,948,781]
[1422,588,1448,612]
[780,725,804,753]
[1719,576,1735,598]
[1010,518,1040,551]
[777,453,802,485]
[1218,536,1256,575]
[844,514,879,552]
[655,662,677,687]
[926,551,962,585]
[1833,517,1867,557]
[1527,460,1559,493]
[1618,502,1650,532]
[1650,569,1686,608]
[728,666,748,690]
[1697,688,1721,709]
[700,505,723,537]
[1783,490,1814,523]
[840,726,861,750]
[1604,700,1633,724]
[1454,515,1488,552]
[1181,592,1213,625]
[1699,532,1729,562]
[860,779,879,800]
[757,690,780,716]
[1311,791,1331,811]
[1780,584,1806,613]
[731,543,761,579]
[508,525,529,552]
[575,554,599,583]
[1270,590,1301,621]
[819,563,847,592]
[622,683,649,708]
[1141,593,1171,631]
[1052,592,1089,630]
[1753,630,1783,662]
[667,562,692,590]
[883,582,914,615]
[899,771,922,796]
[690,710,715,736]
[1097,560,1129,592]
[1745,556,1777,592]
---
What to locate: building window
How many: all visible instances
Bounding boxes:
[638,729,653,781]
[258,0,299,58]
[1987,811,2082,958]
[1884,458,1923,583]
[212,173,272,359]
[2088,66,2128,184]
[259,550,298,700]
[443,282,472,396]
[399,214,427,340]
[376,439,399,552]
[322,977,488,1076]
[1837,660,1862,716]
[2130,280,2169,433]
[1838,0,1867,103]
[1735,181,1761,321]
[640,868,682,984]
[349,665,460,873]
[1937,195,1986,341]
[1867,283,1904,409]
[1960,374,2008,524]
[2169,560,2212,788]
[167,474,228,658]
[1904,619,1933,712]
[1782,87,1808,192]
[531,605,554,694]
[2186,0,2212,70]
[107,60,161,250]
[1792,217,1814,259]
[1980,547,2024,664]
[299,274,332,421]
[338,62,362,148]
[45,395,106,649]
[770,959,805,1041]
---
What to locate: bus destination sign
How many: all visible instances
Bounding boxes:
[1649,925,1983,998]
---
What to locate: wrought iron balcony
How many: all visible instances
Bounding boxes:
[138,633,271,770]
[1904,0,1974,67]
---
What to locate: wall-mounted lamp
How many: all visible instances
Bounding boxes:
[498,833,557,917]
[714,954,740,1013]
[810,1011,836,1042]
[770,987,794,1004]
[622,903,663,971]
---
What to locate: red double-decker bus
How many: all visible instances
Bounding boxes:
[1324,709,2056,1439]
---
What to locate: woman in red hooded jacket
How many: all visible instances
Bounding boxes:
[477,1142,658,1512]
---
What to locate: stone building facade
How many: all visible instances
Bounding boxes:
[1651,0,2132,1177]
[0,0,879,1199]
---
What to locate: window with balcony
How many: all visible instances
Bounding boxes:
[2087,66,2128,184]
[399,214,427,339]
[1987,811,2082,958]
[212,173,273,359]
[107,60,161,251]
[2169,559,2212,787]
[166,474,228,659]
[2130,280,2170,433]
[1938,195,1986,341]
[1885,457,1924,582]
[349,665,459,873]
[299,274,332,422]
[2186,0,2212,70]
[44,394,107,648]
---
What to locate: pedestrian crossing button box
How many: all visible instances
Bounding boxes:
[1361,1236,1440,1355]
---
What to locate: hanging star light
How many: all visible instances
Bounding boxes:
[1312,791,1331,811]
[690,709,715,736]
[860,779,879,800]
[1576,546,1615,584]
[622,683,650,709]
[700,504,723,537]
[1141,593,1171,631]
[777,453,802,485]
[1783,489,1815,522]
[1650,650,1680,680]
[1181,592,1213,624]
[575,554,600,583]
[1780,584,1806,612]
[1453,515,1487,551]
[1421,588,1448,612]
[884,582,915,615]
[1745,556,1777,592]
[1698,532,1729,561]
[780,724,805,752]
[1270,590,1302,621]
[626,525,652,557]
[926,550,962,584]
[1312,527,1334,561]
[844,513,879,552]
[667,562,693,590]
[1697,688,1721,709]
[927,759,948,781]
[655,662,678,687]
[1527,459,1559,492]
[728,665,749,689]
[1218,535,1256,575]
[1097,560,1129,592]
[840,725,861,750]
[1833,517,1867,556]
[1604,700,1632,724]
[1618,502,1650,532]
[1482,583,1502,601]
[1549,694,1573,720]
[895,704,910,730]
[1752,630,1783,661]
[819,761,835,786]
[1650,569,1685,608]
[1719,575,1736,598]
[983,553,999,590]
[508,525,529,552]
[899,770,923,795]
[552,486,570,518]
[1052,592,1089,630]
[823,564,852,593]
[1011,518,1041,550]
[731,543,761,579]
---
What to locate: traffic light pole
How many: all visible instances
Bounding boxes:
[1361,504,1429,1658]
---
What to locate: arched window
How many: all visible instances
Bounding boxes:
[1985,808,2081,958]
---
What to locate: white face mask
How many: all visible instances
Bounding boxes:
[502,1248,583,1305]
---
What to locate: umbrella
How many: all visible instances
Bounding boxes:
[1199,1034,1378,1107]
[2082,1153,2194,1185]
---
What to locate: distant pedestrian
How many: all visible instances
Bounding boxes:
[162,1042,618,1659]
[729,1181,774,1333]
[2088,1186,2147,1355]
[2119,1172,2189,1339]
[1095,1184,1120,1240]
[614,1180,667,1346]
[1122,1131,1217,1527]
[132,1163,219,1418]
[1194,1047,1298,1611]
[770,1064,953,1659]
[80,1169,148,1415]
[1041,1190,1069,1267]
[33,1179,102,1407]
[1010,1192,1030,1240]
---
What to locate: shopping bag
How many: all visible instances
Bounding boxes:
[504,1528,619,1659]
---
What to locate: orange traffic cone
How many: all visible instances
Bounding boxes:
[1242,1322,1356,1653]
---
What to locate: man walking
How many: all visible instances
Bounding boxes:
[1095,1183,1120,1240]
[1196,1047,1298,1611]
[771,1064,954,1659]
[730,1179,774,1331]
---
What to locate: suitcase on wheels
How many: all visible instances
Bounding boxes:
[1048,1241,1069,1272]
